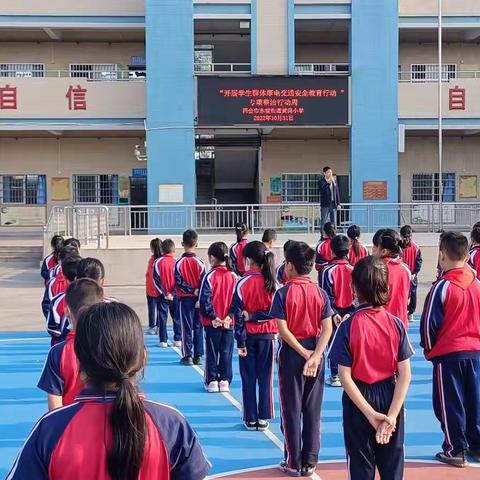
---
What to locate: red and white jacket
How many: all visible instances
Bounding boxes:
[229,239,248,276]
[383,256,412,328]
[402,241,423,276]
[153,253,177,297]
[321,258,355,316]
[174,253,206,298]
[469,245,480,280]
[315,238,333,278]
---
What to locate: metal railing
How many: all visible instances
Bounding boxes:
[294,63,350,75]
[194,63,251,74]
[42,202,480,248]
[399,70,480,82]
[0,70,147,81]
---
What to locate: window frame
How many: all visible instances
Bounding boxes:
[73,174,119,205]
[281,172,322,204]
[0,174,47,205]
[411,172,456,203]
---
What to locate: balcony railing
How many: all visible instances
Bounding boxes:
[194,63,251,74]
[399,70,480,82]
[0,70,146,81]
[294,63,350,75]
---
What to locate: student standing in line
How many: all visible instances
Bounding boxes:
[315,222,336,282]
[400,225,423,322]
[469,221,480,279]
[420,232,480,467]
[329,256,413,480]
[270,241,333,477]
[154,239,182,348]
[347,224,368,266]
[49,238,81,280]
[40,235,64,285]
[9,302,211,480]
[146,238,162,335]
[175,229,206,366]
[372,229,411,328]
[199,242,237,393]
[230,222,249,276]
[233,241,278,431]
[38,278,104,410]
[321,235,355,388]
[276,240,295,287]
[262,228,278,252]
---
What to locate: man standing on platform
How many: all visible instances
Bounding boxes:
[320,166,341,232]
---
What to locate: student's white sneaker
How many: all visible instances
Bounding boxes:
[146,327,156,335]
[219,380,230,393]
[173,340,182,348]
[206,381,219,393]
[325,375,341,387]
[408,314,414,322]
[159,342,169,348]
[257,419,269,431]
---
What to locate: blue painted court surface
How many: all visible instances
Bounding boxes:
[0,326,476,478]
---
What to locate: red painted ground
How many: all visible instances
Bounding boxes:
[219,461,479,479]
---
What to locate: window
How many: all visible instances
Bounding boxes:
[69,64,118,81]
[0,175,46,204]
[73,175,119,204]
[411,64,456,82]
[194,45,214,73]
[281,173,322,203]
[412,173,456,202]
[0,63,44,78]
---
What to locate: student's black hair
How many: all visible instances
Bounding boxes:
[283,239,296,254]
[65,278,104,320]
[372,228,402,258]
[50,235,64,251]
[347,225,361,257]
[208,242,233,270]
[182,229,198,249]
[150,238,162,259]
[63,237,81,250]
[352,256,390,308]
[58,245,79,263]
[323,166,332,173]
[262,228,277,244]
[285,241,315,276]
[323,222,336,239]
[62,255,81,282]
[471,222,480,245]
[75,302,146,480]
[439,231,469,261]
[162,238,175,254]
[400,225,413,238]
[331,235,350,259]
[77,257,105,282]
[234,222,249,243]
[243,241,276,293]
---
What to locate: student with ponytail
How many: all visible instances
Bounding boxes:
[469,221,480,279]
[7,302,211,480]
[315,221,336,281]
[41,235,64,285]
[372,229,411,328]
[232,241,278,431]
[347,225,368,266]
[145,238,162,335]
[199,242,238,393]
[230,222,249,276]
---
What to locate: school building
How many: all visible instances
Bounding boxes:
[0,0,479,230]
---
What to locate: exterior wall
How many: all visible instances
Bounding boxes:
[0,78,145,118]
[0,137,140,206]
[399,78,480,118]
[255,0,289,74]
[1,0,144,15]
[260,139,349,202]
[399,136,480,202]
[296,44,349,63]
[0,42,145,72]
[400,0,480,16]
[400,43,480,72]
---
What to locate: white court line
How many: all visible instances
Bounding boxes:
[0,337,46,343]
[171,346,285,451]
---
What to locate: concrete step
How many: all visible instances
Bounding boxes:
[0,246,43,266]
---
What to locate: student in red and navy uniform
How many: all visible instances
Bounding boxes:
[329,256,413,480]
[145,238,162,335]
[269,241,333,477]
[38,278,104,410]
[321,235,354,387]
[42,254,81,326]
[199,242,237,393]
[347,224,368,266]
[315,221,336,281]
[154,239,182,347]
[233,241,278,431]
[9,301,211,480]
[40,235,63,285]
[175,229,206,366]
[420,232,480,467]
[400,225,423,321]
[276,240,294,287]
[372,229,411,328]
[230,222,249,276]
[469,222,480,280]
[48,238,81,281]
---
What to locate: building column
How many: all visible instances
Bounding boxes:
[350,0,399,228]
[145,0,195,232]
